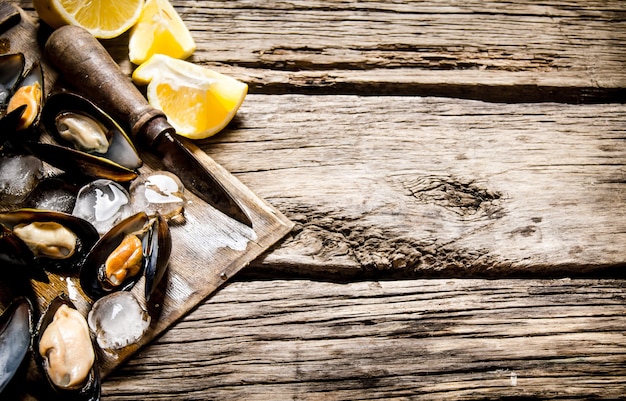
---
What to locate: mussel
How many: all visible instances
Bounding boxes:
[0,53,24,109]
[0,53,43,149]
[0,209,99,272]
[6,61,43,131]
[80,211,171,302]
[26,91,142,183]
[0,297,33,394]
[35,296,100,401]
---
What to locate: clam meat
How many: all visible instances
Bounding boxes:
[101,233,143,289]
[38,304,95,389]
[6,61,43,131]
[13,221,77,259]
[80,212,171,302]
[0,209,100,272]
[80,212,149,300]
[56,111,110,154]
[35,297,100,400]
[40,91,142,171]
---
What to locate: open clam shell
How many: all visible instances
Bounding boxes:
[41,91,142,170]
[0,53,25,110]
[25,141,139,183]
[0,209,99,273]
[80,211,171,302]
[34,296,100,401]
[5,61,44,132]
[143,212,171,301]
[80,212,150,300]
[0,297,33,395]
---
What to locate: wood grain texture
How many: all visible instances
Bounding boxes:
[198,94,626,278]
[2,1,625,400]
[0,1,293,393]
[102,278,626,400]
[16,0,625,102]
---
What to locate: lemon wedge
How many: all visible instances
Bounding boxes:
[132,55,248,139]
[129,0,196,65]
[34,0,145,39]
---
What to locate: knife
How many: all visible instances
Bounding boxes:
[44,25,253,227]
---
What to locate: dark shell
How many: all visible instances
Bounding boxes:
[80,212,150,301]
[143,212,171,301]
[0,104,26,149]
[25,141,138,183]
[7,61,44,132]
[0,209,99,273]
[34,296,100,401]
[0,53,24,109]
[0,224,33,268]
[0,297,33,395]
[41,91,142,170]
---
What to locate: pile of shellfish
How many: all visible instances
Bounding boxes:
[0,53,185,400]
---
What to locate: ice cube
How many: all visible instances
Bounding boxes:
[87,291,150,350]
[72,179,132,234]
[0,155,43,206]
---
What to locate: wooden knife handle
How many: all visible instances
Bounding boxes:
[44,25,172,146]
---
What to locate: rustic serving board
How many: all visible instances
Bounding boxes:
[0,1,293,388]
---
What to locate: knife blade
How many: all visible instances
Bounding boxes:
[44,25,253,227]
[155,129,253,227]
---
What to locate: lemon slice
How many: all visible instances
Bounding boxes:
[34,0,145,39]
[132,55,248,139]
[129,0,196,65]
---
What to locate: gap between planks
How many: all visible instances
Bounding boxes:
[102,278,626,400]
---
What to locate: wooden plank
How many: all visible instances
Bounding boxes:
[200,94,626,278]
[101,278,626,400]
[0,1,293,390]
[14,0,625,102]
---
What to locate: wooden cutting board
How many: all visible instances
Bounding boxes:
[0,0,293,387]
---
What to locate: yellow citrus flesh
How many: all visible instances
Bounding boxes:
[129,0,196,65]
[132,55,248,139]
[34,0,144,39]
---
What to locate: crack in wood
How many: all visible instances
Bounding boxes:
[400,175,504,219]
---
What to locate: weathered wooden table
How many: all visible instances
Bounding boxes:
[11,0,626,399]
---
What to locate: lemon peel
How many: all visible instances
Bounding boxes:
[129,0,196,65]
[132,55,248,140]
[33,0,145,39]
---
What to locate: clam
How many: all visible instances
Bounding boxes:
[0,53,25,110]
[25,141,139,183]
[6,61,43,131]
[0,297,33,395]
[80,212,171,302]
[143,212,171,301]
[26,91,142,183]
[35,296,100,401]
[0,209,99,272]
[0,53,43,147]
[42,91,142,170]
